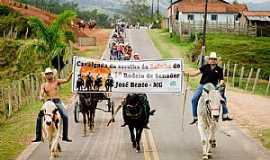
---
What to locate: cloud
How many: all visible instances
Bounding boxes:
[226,0,270,3]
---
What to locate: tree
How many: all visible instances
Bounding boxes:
[17,10,76,70]
[124,0,152,25]
[233,0,239,4]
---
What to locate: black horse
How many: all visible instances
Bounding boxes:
[76,75,84,91]
[77,21,86,31]
[78,93,101,135]
[85,74,94,91]
[88,21,96,30]
[122,94,151,152]
[94,76,103,91]
[105,78,114,92]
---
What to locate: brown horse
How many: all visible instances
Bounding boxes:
[76,20,86,31]
[78,93,107,135]
[78,93,98,135]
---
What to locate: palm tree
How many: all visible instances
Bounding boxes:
[17,10,76,70]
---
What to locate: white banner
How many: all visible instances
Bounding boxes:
[72,56,184,93]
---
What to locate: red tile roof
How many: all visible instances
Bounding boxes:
[243,11,270,17]
[170,0,247,14]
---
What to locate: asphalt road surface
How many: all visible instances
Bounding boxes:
[26,29,270,160]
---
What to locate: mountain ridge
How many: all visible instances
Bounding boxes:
[62,0,270,14]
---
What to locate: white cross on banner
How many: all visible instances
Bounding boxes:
[72,56,184,94]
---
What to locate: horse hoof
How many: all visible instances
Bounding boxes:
[132,142,136,148]
[210,140,216,148]
[136,144,140,152]
[208,154,213,159]
[202,154,208,160]
[57,144,62,152]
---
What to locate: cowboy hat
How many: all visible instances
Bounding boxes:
[209,52,217,59]
[43,68,57,77]
[44,68,54,74]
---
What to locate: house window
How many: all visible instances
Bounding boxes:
[188,14,194,21]
[211,15,218,21]
[235,14,241,21]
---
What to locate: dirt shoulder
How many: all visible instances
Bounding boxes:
[228,89,270,132]
[227,89,270,143]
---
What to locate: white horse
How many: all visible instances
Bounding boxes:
[41,101,62,159]
[197,83,225,160]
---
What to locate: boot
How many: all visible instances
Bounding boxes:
[189,118,198,125]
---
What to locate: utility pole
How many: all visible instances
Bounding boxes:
[151,0,154,18]
[170,0,173,38]
[200,0,208,67]
[157,0,160,15]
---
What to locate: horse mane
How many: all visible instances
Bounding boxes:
[42,101,57,112]
[203,83,216,93]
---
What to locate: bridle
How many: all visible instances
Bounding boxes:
[203,88,221,121]
[43,108,60,128]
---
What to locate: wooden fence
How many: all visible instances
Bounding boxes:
[169,20,257,37]
[223,62,270,96]
[0,65,71,121]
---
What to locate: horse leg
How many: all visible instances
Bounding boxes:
[135,127,143,152]
[57,143,61,152]
[198,119,209,160]
[91,106,96,129]
[210,122,217,148]
[48,139,53,158]
[87,111,91,129]
[128,125,136,148]
[82,113,87,136]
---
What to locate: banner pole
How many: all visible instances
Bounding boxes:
[181,73,189,132]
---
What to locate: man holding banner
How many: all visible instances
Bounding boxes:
[184,52,233,125]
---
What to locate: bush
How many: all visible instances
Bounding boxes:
[0,5,12,16]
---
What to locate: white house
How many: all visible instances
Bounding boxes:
[168,0,247,25]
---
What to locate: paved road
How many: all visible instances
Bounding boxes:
[25,29,270,160]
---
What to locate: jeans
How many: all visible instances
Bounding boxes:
[191,84,229,118]
[35,100,69,140]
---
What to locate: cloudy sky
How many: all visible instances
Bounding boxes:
[226,0,270,3]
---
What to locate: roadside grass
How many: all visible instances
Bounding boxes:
[205,33,270,74]
[261,129,270,150]
[226,77,270,96]
[148,29,270,94]
[148,29,199,89]
[0,100,41,160]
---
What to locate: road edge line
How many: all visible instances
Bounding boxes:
[142,128,160,160]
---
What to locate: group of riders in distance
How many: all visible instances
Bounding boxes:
[31,21,233,159]
[73,19,97,31]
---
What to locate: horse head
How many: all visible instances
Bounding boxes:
[42,101,59,127]
[202,83,225,121]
